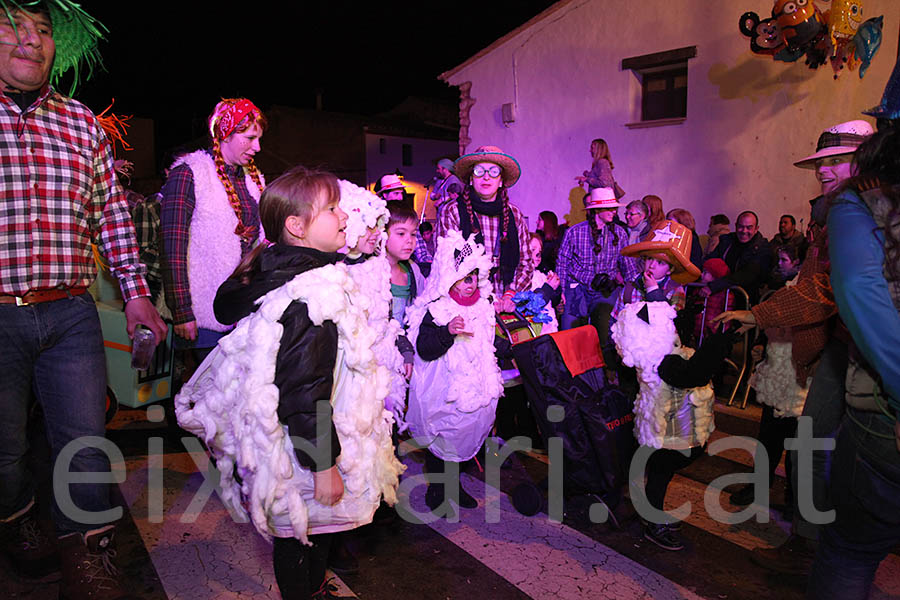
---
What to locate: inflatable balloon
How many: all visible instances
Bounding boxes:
[853,15,883,78]
[739,11,785,55]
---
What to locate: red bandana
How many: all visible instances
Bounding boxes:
[209,99,260,140]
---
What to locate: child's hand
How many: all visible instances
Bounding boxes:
[751,344,764,363]
[546,271,560,289]
[314,466,344,506]
[495,295,516,314]
[448,316,471,336]
[642,270,658,290]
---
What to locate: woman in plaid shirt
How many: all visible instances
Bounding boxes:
[556,187,641,332]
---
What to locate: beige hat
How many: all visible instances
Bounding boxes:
[621,220,701,284]
[454,145,521,187]
[794,120,873,169]
[584,187,623,210]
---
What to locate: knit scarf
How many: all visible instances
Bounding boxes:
[456,196,520,290]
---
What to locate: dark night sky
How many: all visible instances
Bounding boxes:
[74,2,557,158]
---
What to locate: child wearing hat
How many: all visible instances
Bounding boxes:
[612,220,696,320]
[693,258,733,342]
[405,230,510,513]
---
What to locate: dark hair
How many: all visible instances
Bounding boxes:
[666,208,696,231]
[710,214,730,226]
[736,210,759,226]
[419,221,433,234]
[229,166,339,283]
[588,209,620,252]
[386,200,418,231]
[843,123,900,285]
[538,210,560,241]
[780,214,797,226]
[776,243,806,264]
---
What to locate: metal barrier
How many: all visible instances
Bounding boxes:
[685,284,754,408]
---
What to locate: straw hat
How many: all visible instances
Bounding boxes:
[454,145,521,187]
[621,220,701,284]
[583,187,623,210]
[793,120,873,168]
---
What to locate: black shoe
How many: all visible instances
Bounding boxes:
[0,501,60,578]
[453,483,478,509]
[425,484,444,512]
[644,523,684,551]
[327,538,358,576]
[313,577,351,599]
[729,484,756,507]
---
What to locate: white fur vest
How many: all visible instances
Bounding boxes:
[175,150,264,332]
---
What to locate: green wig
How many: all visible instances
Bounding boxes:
[1,0,106,95]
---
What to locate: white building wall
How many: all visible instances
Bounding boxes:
[365,133,458,218]
[444,0,899,238]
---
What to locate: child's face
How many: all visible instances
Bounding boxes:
[644,257,672,281]
[385,219,417,262]
[528,237,542,266]
[354,227,380,255]
[300,196,348,253]
[451,271,479,298]
[701,270,715,284]
[777,252,800,275]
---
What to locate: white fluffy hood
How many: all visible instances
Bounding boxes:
[339,179,389,251]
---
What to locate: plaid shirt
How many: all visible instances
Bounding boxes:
[556,220,640,288]
[132,192,163,301]
[0,87,148,300]
[435,199,533,297]
[160,156,260,324]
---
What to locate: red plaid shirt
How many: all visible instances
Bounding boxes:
[0,87,148,301]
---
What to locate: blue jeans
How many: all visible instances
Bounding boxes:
[560,283,618,331]
[806,408,900,600]
[791,339,847,541]
[0,293,113,534]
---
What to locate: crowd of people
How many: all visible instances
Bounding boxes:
[1,3,899,600]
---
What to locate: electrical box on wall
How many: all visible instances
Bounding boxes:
[501,103,516,125]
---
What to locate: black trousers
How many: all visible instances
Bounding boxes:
[272,533,333,600]
[644,445,705,512]
[757,404,797,502]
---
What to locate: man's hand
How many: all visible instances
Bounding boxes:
[124,297,168,345]
[174,320,199,341]
[712,309,757,334]
[313,466,344,506]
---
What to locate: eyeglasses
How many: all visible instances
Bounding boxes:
[473,165,502,179]
[625,211,644,218]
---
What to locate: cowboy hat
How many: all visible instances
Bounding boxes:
[584,187,623,210]
[621,220,701,284]
[454,145,521,187]
[376,174,406,194]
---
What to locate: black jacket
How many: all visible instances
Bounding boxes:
[416,309,513,362]
[705,231,773,302]
[214,244,343,473]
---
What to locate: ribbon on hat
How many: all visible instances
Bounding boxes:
[815,131,868,151]
[209,99,260,140]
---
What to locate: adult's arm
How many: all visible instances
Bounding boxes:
[828,192,900,407]
[750,245,836,329]
[160,164,197,325]
[275,302,341,472]
[555,227,574,286]
[435,199,460,240]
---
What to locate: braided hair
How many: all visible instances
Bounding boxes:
[209,99,268,242]
[460,182,511,242]
[587,209,620,254]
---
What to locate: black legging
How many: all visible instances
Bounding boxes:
[644,445,705,512]
[273,533,333,600]
[756,404,797,503]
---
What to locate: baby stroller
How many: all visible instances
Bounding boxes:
[495,318,636,523]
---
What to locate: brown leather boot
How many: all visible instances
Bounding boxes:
[58,525,138,600]
[0,499,60,578]
[750,534,816,575]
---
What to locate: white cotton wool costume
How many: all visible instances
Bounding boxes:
[172,150,265,331]
[405,230,504,462]
[175,262,404,545]
[338,180,409,429]
[749,277,809,418]
[611,302,716,450]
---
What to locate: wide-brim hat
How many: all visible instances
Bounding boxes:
[863,50,900,120]
[584,187,623,210]
[377,174,406,193]
[793,120,873,168]
[621,220,701,284]
[454,145,521,187]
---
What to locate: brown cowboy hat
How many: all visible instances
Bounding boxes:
[454,145,521,187]
[621,220,701,284]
